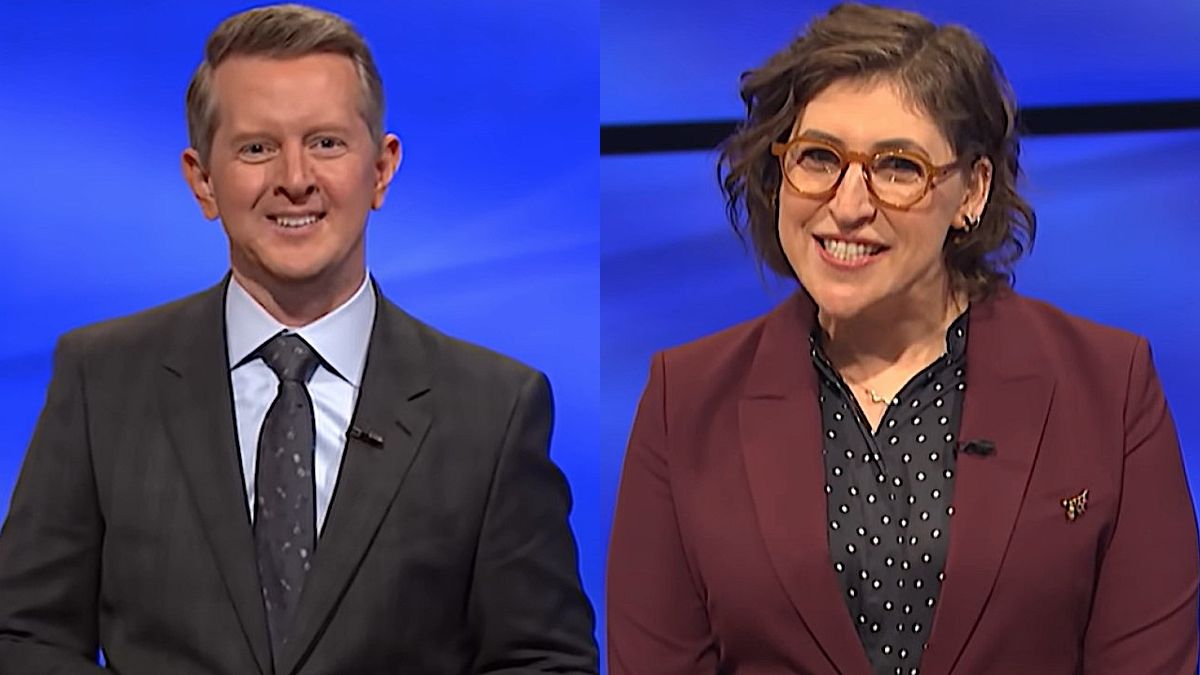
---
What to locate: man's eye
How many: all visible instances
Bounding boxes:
[315,137,344,150]
[240,142,269,156]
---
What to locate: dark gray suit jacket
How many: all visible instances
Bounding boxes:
[0,279,598,674]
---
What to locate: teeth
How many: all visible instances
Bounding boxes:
[821,238,881,262]
[274,214,321,228]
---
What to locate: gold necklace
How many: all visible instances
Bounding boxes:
[864,387,889,405]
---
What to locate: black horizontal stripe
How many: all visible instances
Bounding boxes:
[600,99,1200,155]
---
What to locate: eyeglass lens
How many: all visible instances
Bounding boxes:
[785,143,928,205]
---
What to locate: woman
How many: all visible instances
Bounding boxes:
[606,4,1197,675]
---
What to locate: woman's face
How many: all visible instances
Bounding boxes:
[778,77,989,321]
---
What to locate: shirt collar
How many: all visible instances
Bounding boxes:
[225,273,376,386]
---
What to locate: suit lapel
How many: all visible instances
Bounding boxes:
[919,293,1055,675]
[740,294,874,675]
[278,294,433,675]
[159,278,272,675]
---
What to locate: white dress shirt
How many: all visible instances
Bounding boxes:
[224,274,376,534]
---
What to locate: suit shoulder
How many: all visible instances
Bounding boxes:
[1001,292,1143,360]
[393,307,542,389]
[57,286,218,357]
[647,309,776,417]
[659,312,770,374]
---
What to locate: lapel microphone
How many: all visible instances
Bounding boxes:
[957,439,996,457]
[348,426,385,448]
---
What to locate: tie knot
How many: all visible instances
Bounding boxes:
[259,333,320,383]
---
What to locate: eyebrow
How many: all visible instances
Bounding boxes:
[226,132,271,145]
[797,129,930,155]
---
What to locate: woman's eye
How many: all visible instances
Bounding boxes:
[797,147,841,170]
[873,155,924,182]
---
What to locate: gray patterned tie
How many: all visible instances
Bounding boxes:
[253,332,320,660]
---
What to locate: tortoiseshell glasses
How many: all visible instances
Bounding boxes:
[770,138,962,210]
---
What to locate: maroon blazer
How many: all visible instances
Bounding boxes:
[607,290,1198,675]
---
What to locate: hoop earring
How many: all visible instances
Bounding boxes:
[961,213,980,233]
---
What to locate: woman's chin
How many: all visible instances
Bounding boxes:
[805,285,877,323]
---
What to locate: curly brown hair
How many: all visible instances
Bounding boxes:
[717,3,1036,300]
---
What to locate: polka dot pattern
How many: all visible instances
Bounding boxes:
[812,311,968,672]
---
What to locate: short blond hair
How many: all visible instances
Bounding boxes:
[185,3,385,163]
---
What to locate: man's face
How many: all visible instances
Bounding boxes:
[184,53,400,299]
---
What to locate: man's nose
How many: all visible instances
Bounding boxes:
[273,144,317,200]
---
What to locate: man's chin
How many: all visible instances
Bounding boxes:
[266,267,335,290]
[232,251,365,299]
[235,263,329,291]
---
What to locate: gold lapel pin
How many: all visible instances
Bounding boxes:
[1061,489,1088,522]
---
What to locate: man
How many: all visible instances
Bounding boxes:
[0,4,597,674]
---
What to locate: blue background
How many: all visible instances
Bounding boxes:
[600,0,1200,665]
[602,0,1200,123]
[0,0,602,648]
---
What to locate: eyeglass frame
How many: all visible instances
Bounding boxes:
[769,137,967,210]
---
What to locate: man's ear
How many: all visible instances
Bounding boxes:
[371,133,402,210]
[182,148,220,220]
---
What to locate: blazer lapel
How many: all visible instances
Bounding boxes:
[740,294,874,675]
[278,294,433,675]
[159,278,272,675]
[919,293,1055,675]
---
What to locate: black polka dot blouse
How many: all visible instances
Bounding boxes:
[811,311,968,675]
